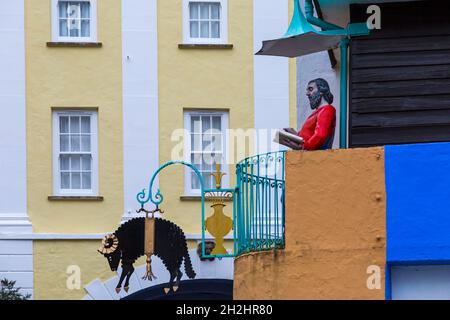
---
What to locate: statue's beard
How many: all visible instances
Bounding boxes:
[309,92,322,110]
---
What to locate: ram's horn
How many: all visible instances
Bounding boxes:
[98,234,119,254]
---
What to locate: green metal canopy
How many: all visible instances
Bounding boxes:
[256,0,367,58]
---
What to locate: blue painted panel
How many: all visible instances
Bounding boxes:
[386,142,450,262]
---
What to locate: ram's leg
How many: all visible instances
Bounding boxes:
[164,270,176,294]
[173,268,183,292]
[116,266,128,293]
[123,263,134,293]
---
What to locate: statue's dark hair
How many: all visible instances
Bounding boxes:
[309,78,333,104]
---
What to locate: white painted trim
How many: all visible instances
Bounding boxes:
[51,0,97,43]
[121,0,159,219]
[0,215,32,234]
[0,0,29,233]
[0,239,34,299]
[182,0,228,44]
[52,110,99,196]
[183,110,230,196]
[253,0,290,154]
[0,233,233,240]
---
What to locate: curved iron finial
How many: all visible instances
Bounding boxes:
[136,160,205,208]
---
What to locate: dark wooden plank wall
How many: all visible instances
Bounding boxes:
[349,1,450,147]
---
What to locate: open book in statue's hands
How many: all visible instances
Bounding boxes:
[273,128,304,150]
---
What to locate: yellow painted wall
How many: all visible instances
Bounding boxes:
[234,147,386,299]
[34,240,112,300]
[34,239,206,300]
[25,0,123,233]
[157,0,254,234]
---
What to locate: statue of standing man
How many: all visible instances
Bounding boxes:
[279,78,336,151]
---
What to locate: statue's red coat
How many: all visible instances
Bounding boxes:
[298,104,336,150]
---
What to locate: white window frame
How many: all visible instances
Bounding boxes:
[52,110,99,196]
[182,0,228,44]
[183,110,230,196]
[51,0,97,43]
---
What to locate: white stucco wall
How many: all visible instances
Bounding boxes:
[0,0,33,298]
[253,0,290,154]
[121,0,159,221]
[0,0,29,226]
[297,50,341,149]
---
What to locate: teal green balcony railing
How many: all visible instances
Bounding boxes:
[235,151,286,255]
[137,152,286,259]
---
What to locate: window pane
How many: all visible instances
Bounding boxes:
[71,172,81,189]
[82,172,91,189]
[202,135,213,151]
[69,24,80,37]
[202,155,212,171]
[212,116,221,131]
[189,3,199,19]
[80,116,90,133]
[191,172,200,190]
[60,155,70,170]
[191,153,202,168]
[68,3,80,19]
[81,20,90,37]
[211,4,220,19]
[202,172,212,189]
[61,172,70,189]
[71,155,81,170]
[68,3,81,37]
[211,153,222,166]
[211,21,220,38]
[59,2,68,18]
[200,3,209,19]
[70,135,80,151]
[60,135,70,152]
[80,2,90,18]
[190,21,199,38]
[81,135,91,152]
[191,116,201,133]
[81,155,91,170]
[70,116,80,133]
[212,134,222,151]
[59,19,69,37]
[187,111,227,192]
[60,116,69,133]
[191,134,201,151]
[202,116,211,133]
[200,21,209,38]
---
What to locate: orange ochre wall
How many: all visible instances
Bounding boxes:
[233,147,386,299]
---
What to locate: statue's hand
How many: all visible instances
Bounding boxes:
[279,136,302,150]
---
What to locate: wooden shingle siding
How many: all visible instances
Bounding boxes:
[349,1,450,147]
